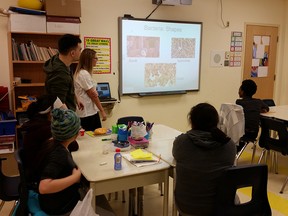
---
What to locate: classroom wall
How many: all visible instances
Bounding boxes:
[0,0,287,132]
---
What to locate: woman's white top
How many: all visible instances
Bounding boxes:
[74,69,99,118]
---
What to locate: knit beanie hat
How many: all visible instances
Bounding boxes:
[51,108,80,141]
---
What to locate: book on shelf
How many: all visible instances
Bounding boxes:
[35,45,43,61]
[19,43,29,61]
[17,43,24,60]
[24,44,32,61]
[27,41,37,61]
[11,38,59,62]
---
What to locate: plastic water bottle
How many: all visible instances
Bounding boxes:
[114,148,122,170]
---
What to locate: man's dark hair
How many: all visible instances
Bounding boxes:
[58,34,82,55]
[240,79,257,97]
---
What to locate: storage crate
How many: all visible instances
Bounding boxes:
[0,142,14,154]
[0,119,17,135]
[9,14,46,33]
[0,135,15,143]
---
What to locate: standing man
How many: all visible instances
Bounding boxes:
[44,34,83,111]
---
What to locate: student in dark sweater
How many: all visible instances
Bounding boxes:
[173,103,236,216]
[236,79,269,152]
[21,95,67,185]
[44,34,83,111]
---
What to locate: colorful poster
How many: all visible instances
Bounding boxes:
[84,37,111,74]
[230,32,242,67]
[251,36,269,77]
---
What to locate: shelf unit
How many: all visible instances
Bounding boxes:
[8,32,67,114]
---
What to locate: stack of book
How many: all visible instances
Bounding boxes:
[11,39,58,61]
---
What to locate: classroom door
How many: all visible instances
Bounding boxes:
[243,24,278,99]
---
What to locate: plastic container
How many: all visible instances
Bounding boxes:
[114,148,122,170]
[111,125,118,141]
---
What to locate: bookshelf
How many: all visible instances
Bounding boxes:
[8,32,77,114]
[9,33,56,112]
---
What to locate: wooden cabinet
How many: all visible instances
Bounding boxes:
[8,32,64,114]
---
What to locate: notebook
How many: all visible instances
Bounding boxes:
[96,82,117,102]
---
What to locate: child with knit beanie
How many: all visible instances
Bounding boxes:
[37,108,82,215]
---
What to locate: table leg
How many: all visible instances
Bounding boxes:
[172,167,177,216]
[129,188,136,216]
[163,170,169,216]
[137,187,144,216]
[90,183,96,211]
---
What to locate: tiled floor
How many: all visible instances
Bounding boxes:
[1,145,288,216]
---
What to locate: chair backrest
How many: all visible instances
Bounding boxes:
[117,116,144,125]
[259,117,288,155]
[218,103,245,144]
[0,157,20,201]
[262,99,276,107]
[216,164,271,216]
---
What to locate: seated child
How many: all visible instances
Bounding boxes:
[236,79,269,152]
[173,103,236,216]
[37,108,82,215]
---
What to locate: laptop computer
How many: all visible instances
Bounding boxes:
[96,82,117,102]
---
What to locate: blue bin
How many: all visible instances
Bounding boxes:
[0,119,17,135]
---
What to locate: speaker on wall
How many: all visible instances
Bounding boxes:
[210,50,225,67]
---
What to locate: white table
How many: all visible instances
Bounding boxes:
[147,124,182,167]
[147,124,183,216]
[72,133,170,216]
[261,105,288,121]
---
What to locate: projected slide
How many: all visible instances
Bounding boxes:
[119,18,202,95]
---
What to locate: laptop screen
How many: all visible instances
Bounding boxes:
[96,82,111,99]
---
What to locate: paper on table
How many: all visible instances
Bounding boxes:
[122,153,160,167]
[130,149,153,159]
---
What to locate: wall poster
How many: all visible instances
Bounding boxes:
[230,31,242,67]
[84,37,111,74]
[251,36,270,77]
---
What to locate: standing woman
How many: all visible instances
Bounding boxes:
[74,48,107,131]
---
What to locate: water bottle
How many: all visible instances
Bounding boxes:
[114,148,122,170]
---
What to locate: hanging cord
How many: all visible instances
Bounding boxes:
[219,0,229,28]
[0,91,9,102]
[146,0,163,19]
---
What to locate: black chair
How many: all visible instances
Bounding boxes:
[258,117,288,193]
[0,156,20,214]
[14,148,29,216]
[215,164,271,216]
[262,99,276,107]
[236,137,258,165]
[117,116,144,125]
[219,103,256,164]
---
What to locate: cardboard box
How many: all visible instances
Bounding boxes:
[9,14,46,33]
[45,0,81,17]
[46,16,81,34]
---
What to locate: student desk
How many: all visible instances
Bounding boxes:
[261,105,288,121]
[147,124,182,166]
[147,124,183,216]
[72,133,170,216]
